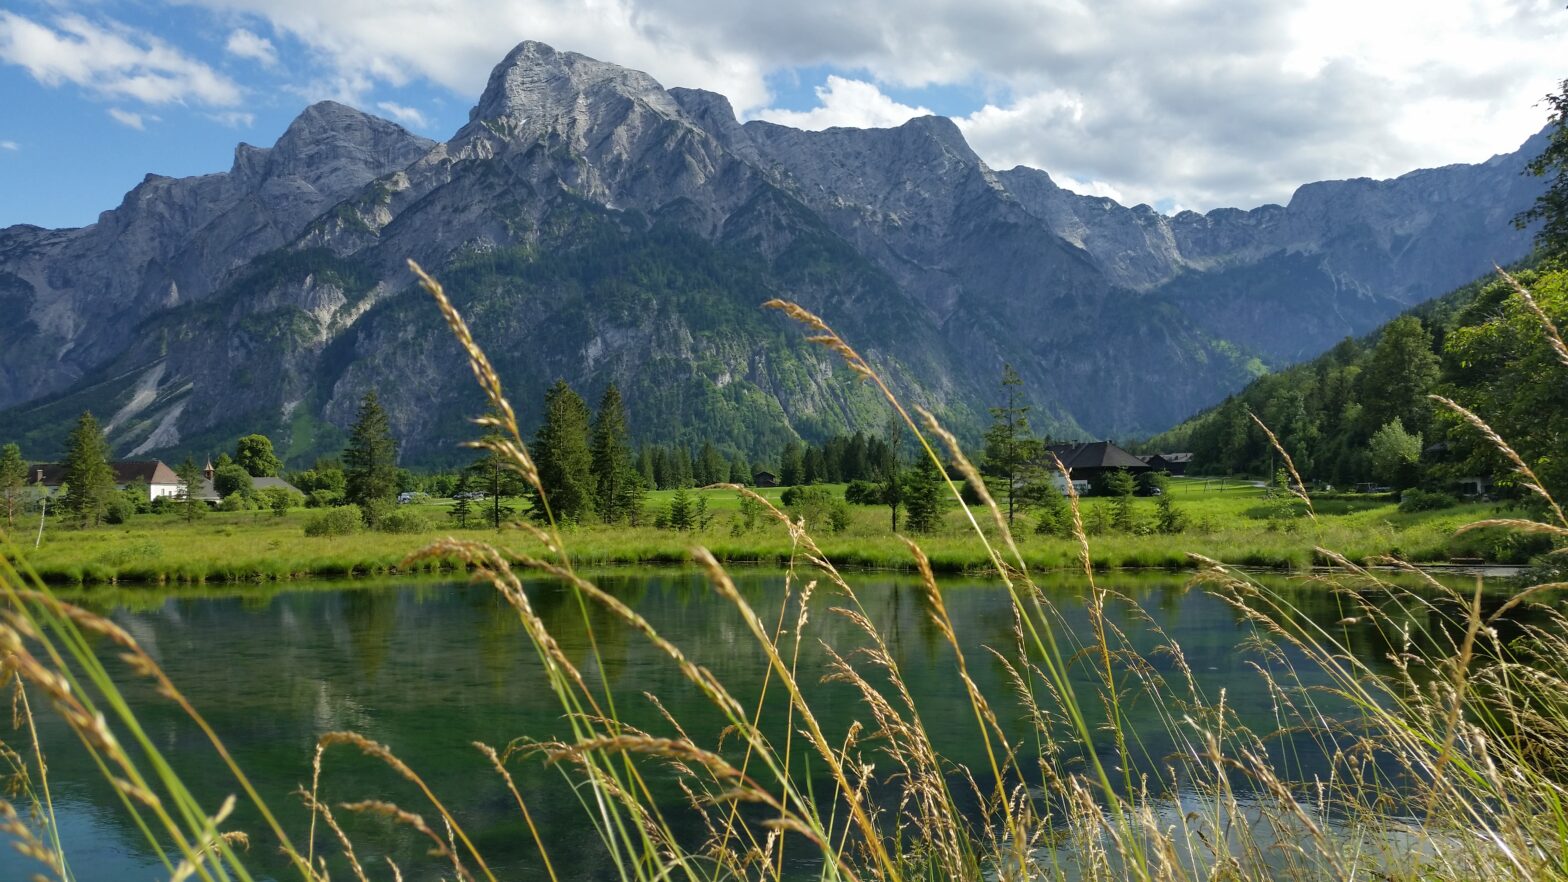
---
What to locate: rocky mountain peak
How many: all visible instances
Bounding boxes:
[469,40,681,130]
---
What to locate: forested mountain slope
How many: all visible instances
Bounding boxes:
[0,41,1548,465]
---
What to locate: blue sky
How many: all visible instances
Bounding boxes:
[2,0,1564,229]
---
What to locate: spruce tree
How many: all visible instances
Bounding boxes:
[531,379,594,522]
[983,363,1038,526]
[0,443,27,530]
[175,456,206,524]
[343,390,399,526]
[449,472,473,528]
[590,385,642,524]
[61,412,117,527]
[903,456,946,533]
[469,417,525,530]
[779,440,804,486]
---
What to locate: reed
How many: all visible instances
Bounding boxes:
[1,264,1566,882]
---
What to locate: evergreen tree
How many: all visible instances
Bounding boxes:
[1104,469,1136,532]
[235,434,282,477]
[591,385,643,524]
[449,472,474,528]
[983,364,1038,526]
[696,440,726,488]
[638,447,656,488]
[175,456,206,524]
[61,411,117,527]
[0,443,27,529]
[531,379,594,522]
[1516,78,1568,260]
[665,487,695,531]
[779,440,804,486]
[903,456,946,533]
[469,418,526,530]
[729,452,751,485]
[343,390,399,525]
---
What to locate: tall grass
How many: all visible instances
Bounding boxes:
[1,263,1566,881]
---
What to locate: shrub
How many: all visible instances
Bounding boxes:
[843,480,881,505]
[103,495,136,525]
[1399,489,1459,513]
[219,493,254,512]
[378,508,433,534]
[784,486,850,534]
[261,487,303,516]
[303,505,362,537]
[307,489,343,508]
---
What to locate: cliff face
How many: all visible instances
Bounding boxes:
[0,41,1547,463]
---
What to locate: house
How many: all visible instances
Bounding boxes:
[194,460,302,502]
[1044,441,1151,488]
[752,470,780,488]
[29,460,183,501]
[1140,452,1194,476]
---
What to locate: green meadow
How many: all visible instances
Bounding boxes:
[6,477,1523,585]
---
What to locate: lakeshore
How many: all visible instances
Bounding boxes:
[4,478,1523,585]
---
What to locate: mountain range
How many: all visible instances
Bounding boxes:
[0,40,1549,465]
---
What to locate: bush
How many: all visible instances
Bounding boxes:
[844,480,881,505]
[307,489,344,508]
[261,487,304,516]
[1399,489,1459,513]
[149,495,176,514]
[219,493,255,512]
[303,505,363,537]
[784,486,850,534]
[103,496,136,525]
[378,508,433,534]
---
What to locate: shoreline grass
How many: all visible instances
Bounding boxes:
[1,496,1519,585]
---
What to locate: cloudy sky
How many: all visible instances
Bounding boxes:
[0,0,1563,228]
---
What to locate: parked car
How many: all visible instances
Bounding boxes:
[397,492,415,504]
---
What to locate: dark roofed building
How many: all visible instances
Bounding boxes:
[1045,442,1151,480]
[752,470,780,488]
[29,460,184,501]
[1140,452,1194,476]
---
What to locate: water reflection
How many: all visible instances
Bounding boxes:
[1,568,1506,881]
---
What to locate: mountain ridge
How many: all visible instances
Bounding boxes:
[0,41,1549,465]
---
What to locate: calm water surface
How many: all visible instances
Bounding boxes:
[1,568,1480,881]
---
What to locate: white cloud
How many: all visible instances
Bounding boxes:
[224,28,277,67]
[756,76,930,130]
[375,100,429,129]
[0,11,242,106]
[155,0,1568,208]
[0,140,17,151]
[107,107,158,129]
[208,110,256,127]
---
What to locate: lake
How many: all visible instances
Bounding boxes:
[0,566,1489,881]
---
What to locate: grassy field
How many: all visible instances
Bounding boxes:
[0,477,1528,584]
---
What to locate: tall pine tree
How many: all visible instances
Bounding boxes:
[61,411,116,527]
[983,364,1039,526]
[0,443,29,530]
[469,413,526,530]
[531,379,594,523]
[590,384,643,524]
[343,390,399,525]
[175,456,206,523]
